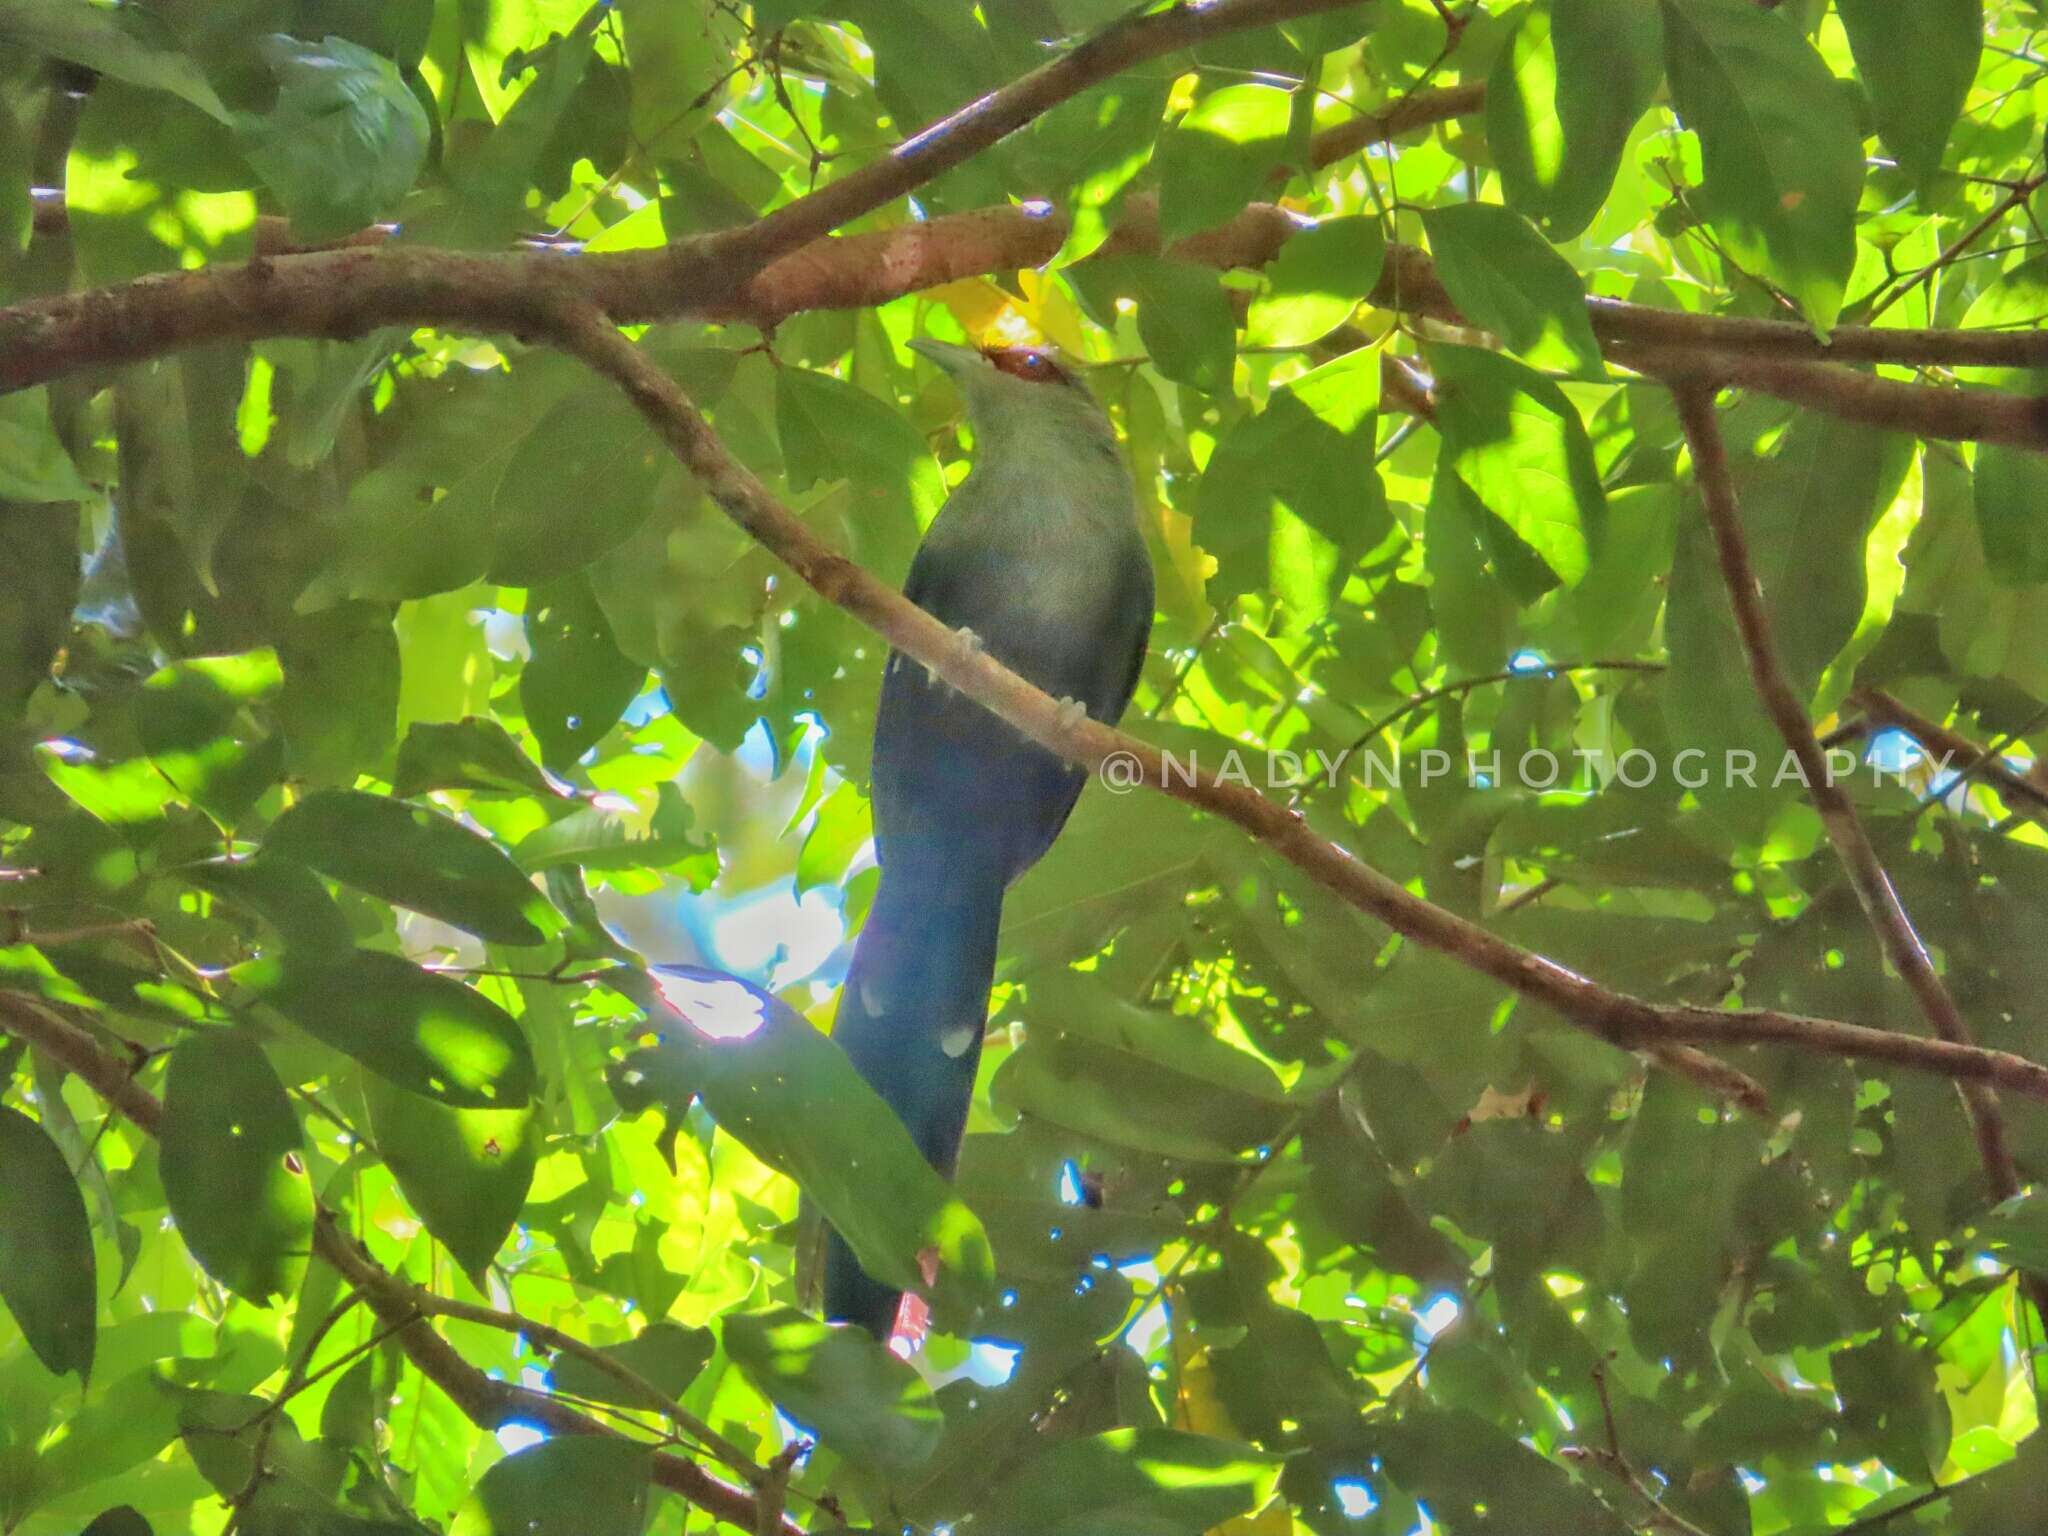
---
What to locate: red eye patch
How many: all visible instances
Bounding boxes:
[986,347,1064,384]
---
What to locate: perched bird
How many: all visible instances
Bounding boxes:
[824,339,1155,1336]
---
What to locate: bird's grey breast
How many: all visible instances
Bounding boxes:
[938,455,1141,680]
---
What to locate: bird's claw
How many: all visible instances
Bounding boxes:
[1054,695,1088,732]
[923,627,984,691]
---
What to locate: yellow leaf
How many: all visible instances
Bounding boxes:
[926,277,1013,339]
[1016,269,1090,357]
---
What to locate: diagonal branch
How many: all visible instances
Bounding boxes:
[1670,382,2035,1228]
[1850,686,2048,828]
[0,993,790,1535]
[539,301,2048,1112]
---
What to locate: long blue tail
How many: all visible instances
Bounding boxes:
[823,859,1003,1336]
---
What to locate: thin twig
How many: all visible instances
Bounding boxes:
[1866,170,2048,323]
[405,1290,762,1481]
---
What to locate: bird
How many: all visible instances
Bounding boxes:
[823,338,1155,1337]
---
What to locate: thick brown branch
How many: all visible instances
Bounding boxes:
[0,0,1362,390]
[540,303,2048,1113]
[1589,295,2048,372]
[0,994,785,1534]
[1671,382,2029,1204]
[13,64,2048,454]
[1616,343,2048,451]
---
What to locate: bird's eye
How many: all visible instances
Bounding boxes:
[991,348,1062,384]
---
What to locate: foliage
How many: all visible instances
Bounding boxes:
[2,1,2048,1533]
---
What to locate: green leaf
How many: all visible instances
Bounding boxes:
[725,1307,942,1479]
[991,1027,1292,1163]
[181,855,354,953]
[1660,0,1863,332]
[1566,482,1678,655]
[1244,215,1385,349]
[237,949,536,1108]
[1838,0,1980,189]
[623,966,994,1320]
[546,1321,712,1410]
[362,1073,537,1282]
[264,789,559,946]
[1156,83,1293,243]
[276,602,401,787]
[1489,0,1664,241]
[37,742,182,825]
[0,499,81,711]
[1986,1186,2048,1273]
[81,1510,154,1536]
[986,973,1293,1164]
[1834,1334,1949,1483]
[522,573,648,771]
[0,96,29,254]
[159,1033,312,1302]
[1194,347,1387,615]
[1373,1407,1632,1534]
[619,0,732,161]
[133,649,285,825]
[316,359,579,603]
[1428,343,1605,587]
[447,13,599,247]
[0,0,229,121]
[967,1428,1283,1535]
[777,367,941,580]
[391,718,561,800]
[1734,415,1913,698]
[487,390,666,585]
[1014,72,1171,254]
[450,1436,650,1536]
[0,387,95,501]
[1426,460,1515,672]
[32,1367,183,1510]
[1973,445,2048,585]
[1660,509,1789,832]
[1079,255,1236,393]
[238,34,430,243]
[1423,202,1603,374]
[0,1104,96,1380]
[513,803,715,879]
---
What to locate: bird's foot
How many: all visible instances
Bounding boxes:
[1054,695,1089,732]
[922,627,983,691]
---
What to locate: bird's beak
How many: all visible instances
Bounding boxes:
[908,338,985,374]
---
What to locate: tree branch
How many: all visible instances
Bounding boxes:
[13,64,2048,456]
[10,1,2048,1119]
[398,1288,761,1479]
[1671,381,2032,1213]
[1612,342,2048,451]
[1,0,1358,389]
[0,993,787,1535]
[540,300,2048,1112]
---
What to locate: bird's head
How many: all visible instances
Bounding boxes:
[909,339,1116,454]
